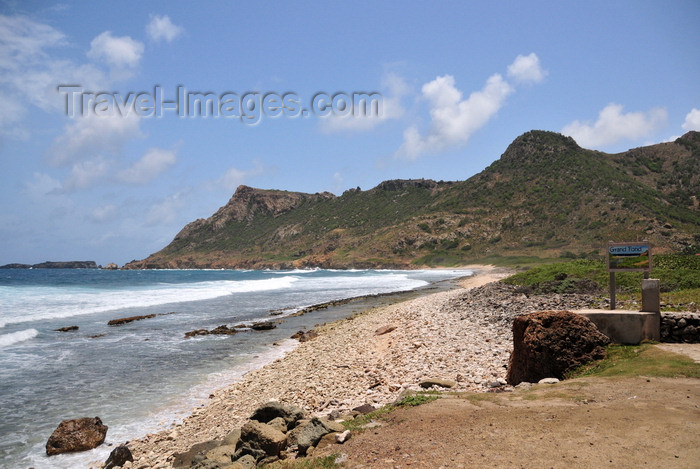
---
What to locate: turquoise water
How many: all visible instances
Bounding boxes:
[0,268,471,468]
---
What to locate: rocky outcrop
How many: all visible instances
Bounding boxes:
[45,417,108,456]
[185,325,239,338]
[290,330,319,342]
[103,262,119,270]
[506,310,610,385]
[55,325,79,332]
[108,314,156,326]
[371,178,440,193]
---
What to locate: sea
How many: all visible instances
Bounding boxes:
[0,267,472,468]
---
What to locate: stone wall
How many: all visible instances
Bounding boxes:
[661,313,700,343]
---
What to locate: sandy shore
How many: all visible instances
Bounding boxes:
[116,266,514,468]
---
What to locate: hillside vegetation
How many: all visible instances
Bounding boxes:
[124,130,700,269]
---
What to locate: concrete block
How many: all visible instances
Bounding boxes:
[641,279,660,313]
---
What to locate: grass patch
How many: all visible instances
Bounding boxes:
[341,393,439,433]
[502,256,700,306]
[263,454,343,468]
[395,393,439,406]
[662,287,700,308]
[566,344,700,379]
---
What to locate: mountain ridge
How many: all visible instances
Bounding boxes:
[124,130,700,269]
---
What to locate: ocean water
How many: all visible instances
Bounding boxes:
[0,268,471,468]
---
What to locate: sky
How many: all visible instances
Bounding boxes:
[0,1,698,266]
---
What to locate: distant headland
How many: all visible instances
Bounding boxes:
[0,261,100,269]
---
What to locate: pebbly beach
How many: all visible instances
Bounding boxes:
[109,265,611,468]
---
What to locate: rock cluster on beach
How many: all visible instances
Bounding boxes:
[116,280,605,468]
[166,401,351,468]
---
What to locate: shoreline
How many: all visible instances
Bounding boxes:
[111,265,513,468]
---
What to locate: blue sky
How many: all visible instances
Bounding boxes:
[1,1,698,266]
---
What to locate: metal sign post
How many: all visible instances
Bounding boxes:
[607,241,652,310]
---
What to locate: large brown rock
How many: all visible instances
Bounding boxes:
[506,310,610,385]
[46,417,108,456]
[234,421,287,462]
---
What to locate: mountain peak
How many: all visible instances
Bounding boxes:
[500,130,581,162]
[124,129,698,270]
[372,179,439,192]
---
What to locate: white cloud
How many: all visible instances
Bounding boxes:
[331,171,344,193]
[118,147,178,184]
[147,15,184,43]
[0,15,112,139]
[0,15,66,71]
[0,93,28,139]
[23,172,63,198]
[64,156,110,190]
[0,15,107,134]
[90,204,117,222]
[215,161,265,192]
[87,31,144,68]
[682,108,700,131]
[146,190,190,226]
[49,114,142,166]
[321,72,408,133]
[395,73,513,159]
[561,103,668,148]
[507,53,547,84]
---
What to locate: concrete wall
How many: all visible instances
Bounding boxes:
[661,313,700,343]
[577,310,659,345]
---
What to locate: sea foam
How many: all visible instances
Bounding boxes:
[0,276,298,328]
[0,329,39,347]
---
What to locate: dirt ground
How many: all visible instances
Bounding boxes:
[317,373,700,469]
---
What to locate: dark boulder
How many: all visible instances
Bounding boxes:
[104,445,133,469]
[352,404,376,414]
[286,417,345,456]
[55,326,79,332]
[506,310,609,385]
[46,417,108,456]
[251,321,276,331]
[249,401,305,427]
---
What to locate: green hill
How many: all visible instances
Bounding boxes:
[124,130,700,269]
